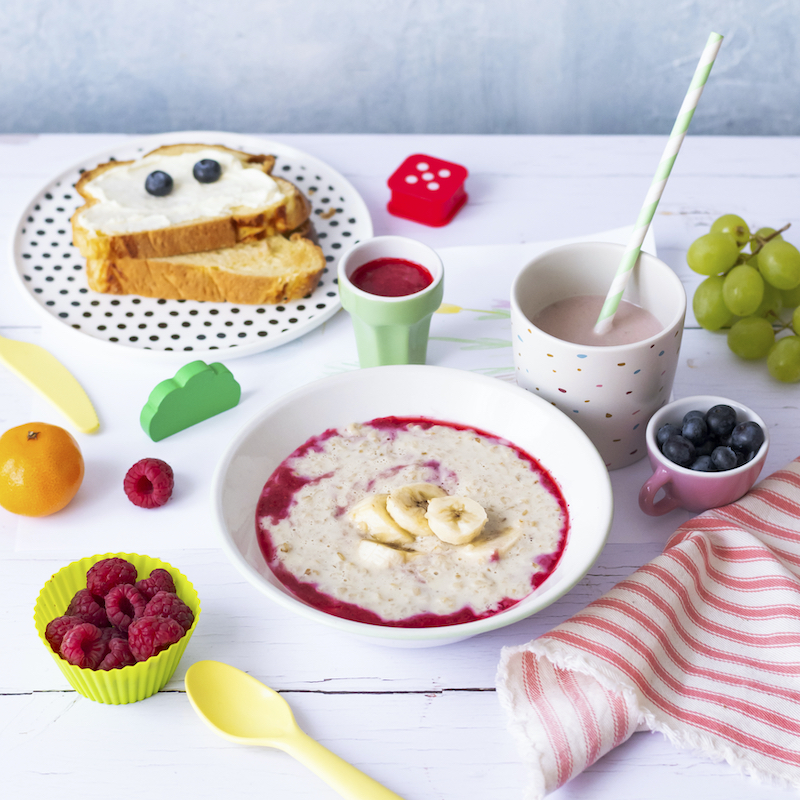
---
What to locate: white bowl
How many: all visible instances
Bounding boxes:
[212,365,613,647]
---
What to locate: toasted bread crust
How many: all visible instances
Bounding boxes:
[72,144,310,261]
[85,228,326,305]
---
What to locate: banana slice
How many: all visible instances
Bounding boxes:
[425,495,488,545]
[462,527,523,561]
[385,483,447,536]
[348,495,415,545]
[357,539,409,569]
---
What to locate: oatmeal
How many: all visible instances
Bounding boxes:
[256,417,568,627]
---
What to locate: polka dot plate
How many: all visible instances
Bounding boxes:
[10,131,373,360]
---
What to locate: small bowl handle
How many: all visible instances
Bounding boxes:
[638,465,680,516]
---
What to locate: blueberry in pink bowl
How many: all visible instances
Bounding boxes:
[640,395,770,516]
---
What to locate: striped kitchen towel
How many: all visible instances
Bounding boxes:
[497,456,800,798]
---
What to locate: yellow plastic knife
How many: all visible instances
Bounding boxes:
[0,334,99,433]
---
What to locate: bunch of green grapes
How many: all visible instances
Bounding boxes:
[688,215,800,382]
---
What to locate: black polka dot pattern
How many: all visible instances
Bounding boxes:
[12,136,372,357]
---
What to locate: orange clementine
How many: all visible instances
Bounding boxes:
[0,422,84,517]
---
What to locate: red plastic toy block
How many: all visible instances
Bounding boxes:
[387,154,468,227]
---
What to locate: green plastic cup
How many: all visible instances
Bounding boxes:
[338,236,444,367]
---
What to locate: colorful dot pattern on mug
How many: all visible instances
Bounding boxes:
[512,326,683,470]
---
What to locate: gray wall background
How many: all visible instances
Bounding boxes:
[3,0,798,135]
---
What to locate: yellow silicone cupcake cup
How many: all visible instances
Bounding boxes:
[34,552,201,705]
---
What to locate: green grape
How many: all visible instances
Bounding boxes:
[711,214,750,248]
[727,316,775,360]
[692,275,734,330]
[686,233,739,276]
[722,265,764,316]
[759,240,800,290]
[782,284,800,307]
[767,335,800,383]
[754,282,783,319]
[794,305,800,335]
[750,227,783,254]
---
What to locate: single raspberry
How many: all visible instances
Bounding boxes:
[45,615,85,654]
[124,458,174,509]
[99,638,136,670]
[135,568,176,601]
[144,591,194,632]
[99,625,127,646]
[104,583,146,632]
[128,616,184,661]
[86,557,137,601]
[60,622,108,669]
[66,588,109,627]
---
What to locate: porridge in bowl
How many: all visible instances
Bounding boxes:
[256,416,569,627]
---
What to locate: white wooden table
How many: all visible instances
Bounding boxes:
[2,134,799,799]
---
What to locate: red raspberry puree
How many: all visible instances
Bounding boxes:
[349,258,434,297]
[256,417,569,628]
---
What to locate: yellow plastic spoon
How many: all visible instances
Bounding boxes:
[185,660,406,800]
[0,334,99,433]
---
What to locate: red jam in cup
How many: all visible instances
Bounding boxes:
[349,258,434,297]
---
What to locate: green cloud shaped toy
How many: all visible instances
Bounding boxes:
[141,361,241,442]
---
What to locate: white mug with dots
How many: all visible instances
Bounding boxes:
[510,242,686,471]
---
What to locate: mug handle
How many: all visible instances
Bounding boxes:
[638,465,680,516]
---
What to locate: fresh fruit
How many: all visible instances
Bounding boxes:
[104,583,146,632]
[687,217,797,382]
[66,588,109,627]
[656,405,765,471]
[144,591,195,632]
[45,615,86,653]
[45,561,193,670]
[705,404,737,438]
[348,494,415,545]
[145,170,173,196]
[686,232,739,275]
[722,265,764,316]
[730,421,766,453]
[727,317,775,360]
[425,495,488,545]
[693,276,733,331]
[767,336,800,383]
[193,159,222,183]
[128,616,185,661]
[134,568,176,601]
[711,214,750,247]
[750,227,783,253]
[99,638,136,671]
[60,623,107,669]
[0,423,84,517]
[357,539,409,569]
[385,483,447,537]
[86,557,137,600]
[759,240,800,290]
[124,458,174,508]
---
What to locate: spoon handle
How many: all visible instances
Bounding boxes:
[286,729,406,800]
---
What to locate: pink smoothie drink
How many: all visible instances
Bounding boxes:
[533,295,662,347]
[510,242,686,471]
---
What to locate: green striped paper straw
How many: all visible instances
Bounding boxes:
[594,31,723,335]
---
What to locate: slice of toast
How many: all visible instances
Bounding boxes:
[72,144,311,261]
[85,224,327,305]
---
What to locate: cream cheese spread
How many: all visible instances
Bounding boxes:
[256,417,569,627]
[77,149,284,235]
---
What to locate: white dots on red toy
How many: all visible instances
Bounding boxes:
[387,154,468,227]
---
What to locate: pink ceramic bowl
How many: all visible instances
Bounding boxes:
[639,395,769,516]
